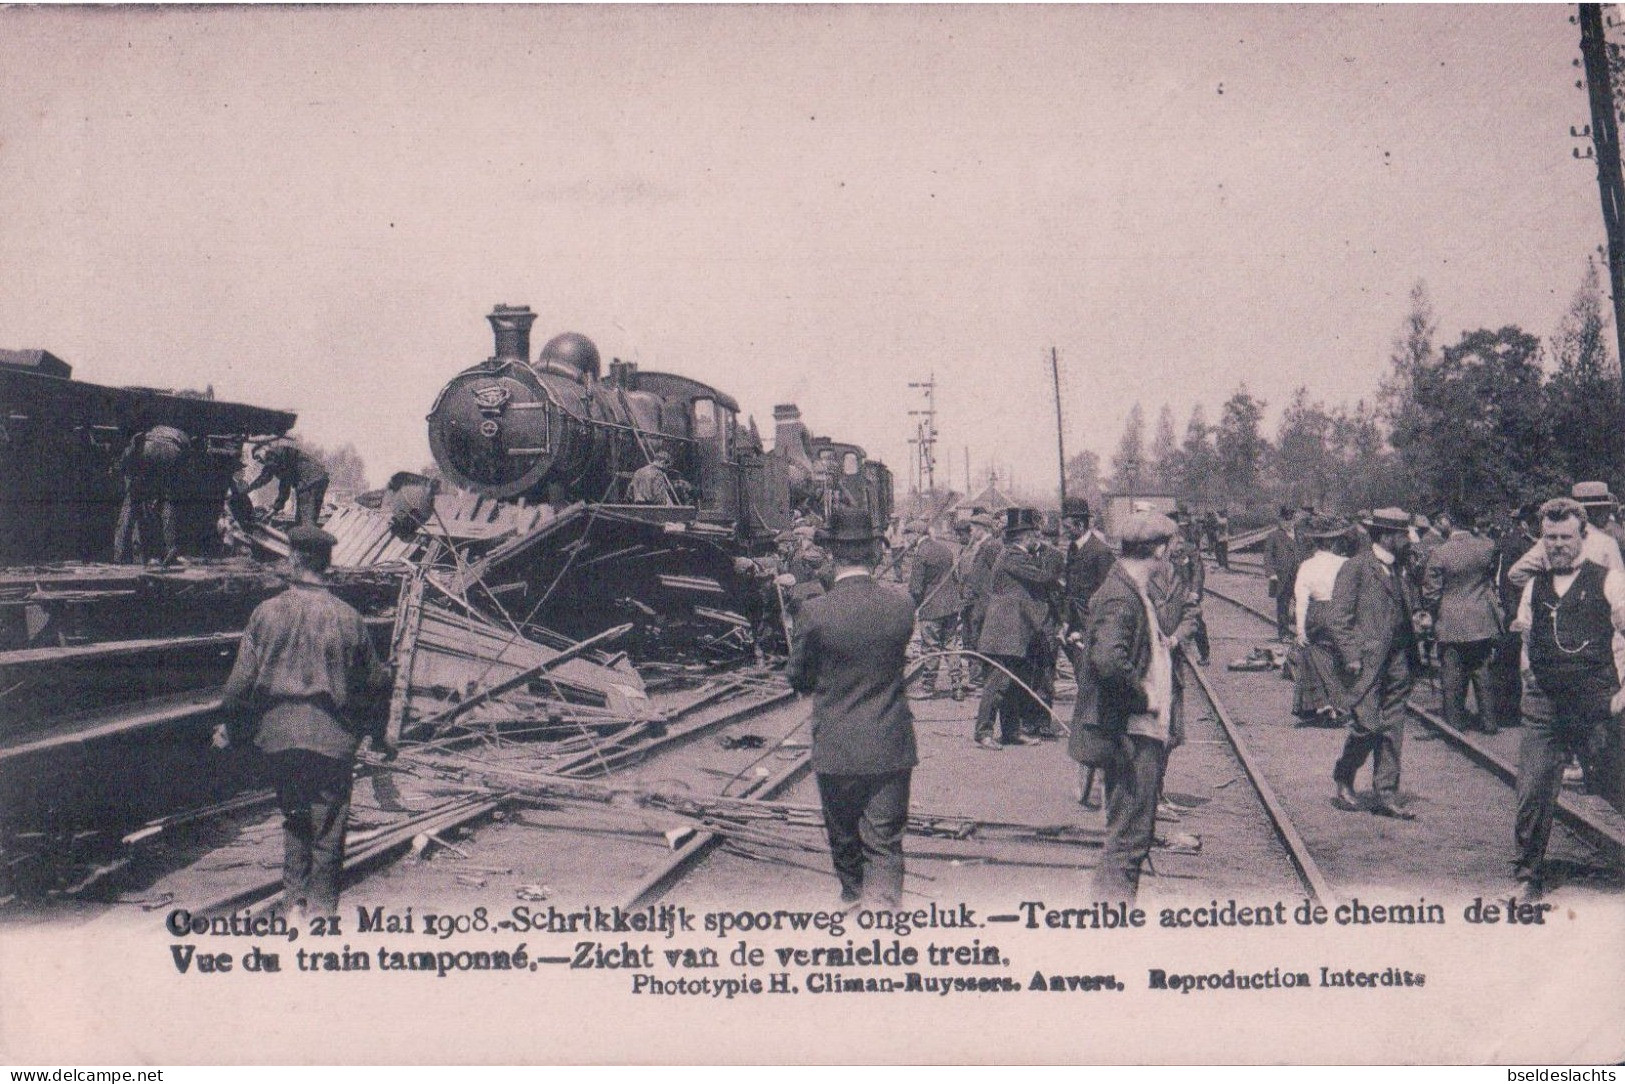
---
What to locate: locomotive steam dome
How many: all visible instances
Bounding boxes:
[426,306,604,500]
[537,332,601,381]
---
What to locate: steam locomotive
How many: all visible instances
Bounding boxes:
[427,304,893,540]
[423,305,892,656]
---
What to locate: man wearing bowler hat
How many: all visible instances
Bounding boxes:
[787,506,918,908]
[974,508,1063,748]
[1069,510,1181,902]
[1328,508,1427,819]
[217,524,392,917]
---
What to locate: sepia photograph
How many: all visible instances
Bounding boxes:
[0,2,1623,1067]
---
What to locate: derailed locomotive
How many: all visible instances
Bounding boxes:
[428,304,891,535]
[423,305,893,656]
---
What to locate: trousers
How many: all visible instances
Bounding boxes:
[295,479,329,528]
[1515,680,1624,879]
[816,770,911,906]
[266,749,353,916]
[1333,649,1412,801]
[1093,734,1168,903]
[975,653,1047,741]
[917,613,964,692]
[1439,639,1496,733]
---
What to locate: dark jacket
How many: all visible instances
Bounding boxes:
[1264,525,1303,585]
[1069,564,1152,762]
[221,573,389,759]
[786,573,918,776]
[976,541,1062,657]
[1328,547,1420,685]
[1421,532,1503,643]
[908,536,965,621]
[1064,532,1116,628]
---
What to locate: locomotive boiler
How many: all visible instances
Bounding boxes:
[427,305,892,539]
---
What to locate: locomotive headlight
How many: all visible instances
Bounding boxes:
[479,419,501,439]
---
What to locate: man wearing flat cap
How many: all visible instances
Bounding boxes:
[218,524,392,917]
[1327,508,1427,819]
[908,519,967,700]
[1069,510,1182,902]
[787,506,918,908]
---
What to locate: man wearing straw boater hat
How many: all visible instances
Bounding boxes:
[217,525,392,918]
[1069,509,1181,902]
[1328,507,1427,819]
[787,505,918,908]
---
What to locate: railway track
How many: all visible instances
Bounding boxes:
[1192,567,1624,898]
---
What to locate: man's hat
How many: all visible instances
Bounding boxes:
[1360,507,1412,533]
[287,525,337,555]
[1118,510,1178,545]
[1004,507,1041,537]
[1572,481,1615,506]
[818,505,880,544]
[1061,497,1091,519]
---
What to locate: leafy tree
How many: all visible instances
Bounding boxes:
[1273,387,1335,508]
[1546,258,1621,486]
[1064,449,1104,512]
[1380,280,1438,427]
[1388,326,1557,519]
[297,438,369,496]
[1150,405,1179,489]
[1173,404,1220,506]
[1110,403,1149,491]
[1215,386,1269,501]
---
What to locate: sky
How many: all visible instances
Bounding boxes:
[0,5,1616,498]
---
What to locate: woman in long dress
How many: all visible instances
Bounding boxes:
[1292,516,1353,725]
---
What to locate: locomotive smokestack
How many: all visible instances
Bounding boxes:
[487,304,537,365]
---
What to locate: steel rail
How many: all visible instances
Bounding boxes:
[1202,583,1625,864]
[1179,655,1339,904]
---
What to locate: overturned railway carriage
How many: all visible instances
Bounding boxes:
[0,349,297,567]
[423,305,892,654]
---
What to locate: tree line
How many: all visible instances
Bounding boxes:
[1070,262,1620,527]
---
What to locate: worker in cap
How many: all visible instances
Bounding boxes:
[113,423,193,566]
[238,437,330,528]
[628,448,677,505]
[958,513,1002,681]
[786,506,918,909]
[1069,509,1179,902]
[218,520,391,919]
[1327,507,1426,819]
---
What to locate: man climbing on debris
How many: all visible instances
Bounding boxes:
[216,524,393,918]
[628,448,677,505]
[237,437,331,528]
[786,505,917,910]
[112,423,191,566]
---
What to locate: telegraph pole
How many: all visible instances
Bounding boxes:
[907,375,938,497]
[1577,4,1625,417]
[1050,347,1068,522]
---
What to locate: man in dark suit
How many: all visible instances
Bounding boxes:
[786,506,918,909]
[1068,510,1181,903]
[1328,507,1425,819]
[1422,514,1504,733]
[1489,502,1541,731]
[1264,506,1304,640]
[1061,499,1115,678]
[974,508,1063,748]
[908,519,967,699]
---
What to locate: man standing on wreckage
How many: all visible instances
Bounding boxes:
[786,505,918,909]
